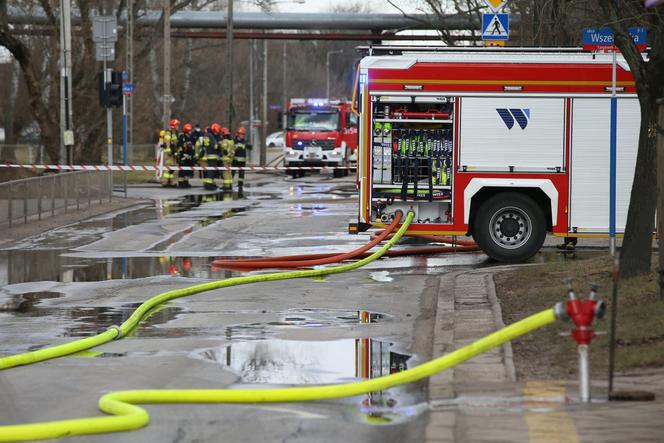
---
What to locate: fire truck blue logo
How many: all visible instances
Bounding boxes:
[496,108,530,130]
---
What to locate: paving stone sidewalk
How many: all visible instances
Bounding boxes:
[424,270,664,443]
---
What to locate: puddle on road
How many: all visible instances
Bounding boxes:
[0,291,63,313]
[198,338,410,385]
[530,249,600,263]
[4,299,182,338]
[224,309,388,339]
[0,253,234,285]
[194,337,419,412]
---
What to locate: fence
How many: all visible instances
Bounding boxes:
[0,171,111,228]
[0,144,157,165]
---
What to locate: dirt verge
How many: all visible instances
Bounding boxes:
[494,252,664,380]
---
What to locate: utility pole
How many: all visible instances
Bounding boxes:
[657,98,664,301]
[162,0,171,129]
[282,42,287,132]
[249,39,254,161]
[326,49,343,99]
[126,0,133,158]
[261,39,268,166]
[226,0,234,127]
[59,0,74,164]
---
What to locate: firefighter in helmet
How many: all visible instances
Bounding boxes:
[161,119,180,187]
[232,127,251,190]
[220,127,235,191]
[175,125,196,188]
[197,124,221,190]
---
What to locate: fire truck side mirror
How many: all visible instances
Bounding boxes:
[277,112,283,130]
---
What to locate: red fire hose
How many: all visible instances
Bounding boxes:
[212,214,480,271]
[372,233,477,247]
[213,212,404,270]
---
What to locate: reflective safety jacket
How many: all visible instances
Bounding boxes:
[233,137,252,162]
[163,129,179,154]
[220,137,235,160]
[196,134,219,160]
[176,138,197,165]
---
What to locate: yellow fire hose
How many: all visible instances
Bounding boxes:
[0,211,558,442]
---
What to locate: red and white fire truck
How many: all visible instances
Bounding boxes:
[352,47,641,262]
[283,98,358,178]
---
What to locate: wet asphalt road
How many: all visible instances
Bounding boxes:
[0,172,488,442]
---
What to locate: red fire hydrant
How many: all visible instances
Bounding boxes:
[556,280,605,403]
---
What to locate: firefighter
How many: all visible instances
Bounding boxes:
[175,126,196,188]
[161,119,180,187]
[197,124,221,190]
[191,123,204,145]
[220,127,235,191]
[232,127,251,190]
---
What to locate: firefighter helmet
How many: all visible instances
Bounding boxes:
[169,119,180,129]
[235,127,247,137]
[159,130,165,137]
[221,127,230,136]
[211,123,222,134]
[183,123,193,134]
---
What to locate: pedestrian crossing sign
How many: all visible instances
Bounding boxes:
[482,13,509,41]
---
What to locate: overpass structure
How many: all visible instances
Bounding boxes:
[6,8,484,41]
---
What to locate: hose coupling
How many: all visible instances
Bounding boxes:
[554,302,568,321]
[107,325,123,340]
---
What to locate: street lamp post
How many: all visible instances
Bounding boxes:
[326,49,343,99]
[226,0,234,127]
[282,42,287,134]
[256,0,305,166]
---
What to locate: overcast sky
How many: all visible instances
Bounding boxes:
[246,0,426,14]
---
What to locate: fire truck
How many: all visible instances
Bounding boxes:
[283,98,358,178]
[352,47,641,262]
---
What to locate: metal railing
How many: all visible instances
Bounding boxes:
[0,171,111,228]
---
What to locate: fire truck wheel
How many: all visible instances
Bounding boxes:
[473,192,546,262]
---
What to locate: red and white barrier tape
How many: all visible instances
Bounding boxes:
[0,163,355,172]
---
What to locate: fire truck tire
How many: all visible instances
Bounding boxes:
[473,192,546,262]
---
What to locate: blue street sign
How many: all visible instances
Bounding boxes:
[482,13,509,41]
[582,27,647,51]
[122,70,129,81]
[122,83,135,95]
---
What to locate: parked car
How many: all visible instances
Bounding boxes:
[266,131,285,147]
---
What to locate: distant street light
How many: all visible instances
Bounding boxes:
[326,49,343,99]
[257,0,306,166]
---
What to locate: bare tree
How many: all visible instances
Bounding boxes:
[598,0,664,278]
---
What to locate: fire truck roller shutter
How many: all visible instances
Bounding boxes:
[569,98,639,234]
[458,97,565,173]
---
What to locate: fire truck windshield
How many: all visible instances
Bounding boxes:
[287,109,340,132]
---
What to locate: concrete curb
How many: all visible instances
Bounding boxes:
[485,273,517,382]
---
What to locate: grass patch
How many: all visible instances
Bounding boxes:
[494,253,664,379]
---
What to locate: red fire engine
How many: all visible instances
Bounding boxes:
[283,98,358,178]
[352,47,640,262]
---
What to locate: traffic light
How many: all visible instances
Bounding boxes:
[97,71,109,107]
[109,71,123,107]
[97,71,123,108]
